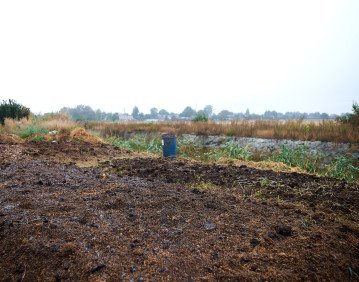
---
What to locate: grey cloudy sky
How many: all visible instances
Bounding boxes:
[0,1,358,115]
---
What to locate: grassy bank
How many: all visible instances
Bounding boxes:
[107,135,359,183]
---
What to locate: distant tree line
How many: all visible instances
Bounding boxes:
[60,105,119,121]
[52,104,350,122]
[131,105,340,121]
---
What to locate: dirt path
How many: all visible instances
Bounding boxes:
[0,141,358,281]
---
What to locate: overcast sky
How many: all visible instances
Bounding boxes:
[0,1,358,115]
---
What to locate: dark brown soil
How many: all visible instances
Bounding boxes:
[0,141,358,281]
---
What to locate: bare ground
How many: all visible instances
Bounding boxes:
[0,141,358,281]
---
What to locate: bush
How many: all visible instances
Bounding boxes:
[192,112,208,122]
[337,102,359,126]
[0,100,30,125]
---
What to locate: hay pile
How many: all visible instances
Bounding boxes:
[0,134,24,143]
[69,128,103,144]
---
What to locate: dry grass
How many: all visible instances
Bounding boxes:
[1,115,357,143]
[69,128,103,144]
[0,117,32,134]
[39,114,77,132]
[85,120,359,143]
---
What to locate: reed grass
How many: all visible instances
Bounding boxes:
[85,120,359,143]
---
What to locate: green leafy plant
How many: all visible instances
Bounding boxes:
[271,145,322,173]
[223,141,252,160]
[325,156,359,182]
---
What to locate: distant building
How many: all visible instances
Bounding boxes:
[118,114,135,121]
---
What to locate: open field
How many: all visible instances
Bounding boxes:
[0,139,358,281]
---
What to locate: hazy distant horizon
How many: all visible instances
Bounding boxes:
[1,1,358,115]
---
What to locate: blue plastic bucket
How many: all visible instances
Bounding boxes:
[162,134,176,158]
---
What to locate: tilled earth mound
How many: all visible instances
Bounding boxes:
[103,157,359,221]
[0,141,358,281]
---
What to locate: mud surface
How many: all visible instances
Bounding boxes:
[0,141,358,281]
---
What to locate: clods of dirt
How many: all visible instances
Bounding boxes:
[0,141,358,281]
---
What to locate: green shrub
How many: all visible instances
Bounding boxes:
[337,102,359,126]
[192,112,208,122]
[0,99,30,125]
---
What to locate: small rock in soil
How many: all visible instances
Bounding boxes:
[204,221,216,231]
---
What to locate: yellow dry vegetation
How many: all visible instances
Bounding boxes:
[69,128,104,144]
[0,134,24,143]
[218,158,306,174]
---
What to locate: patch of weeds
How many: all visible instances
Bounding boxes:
[223,141,252,160]
[107,136,162,155]
[271,145,322,174]
[194,181,217,191]
[254,190,265,199]
[31,135,45,142]
[18,125,48,139]
[259,178,271,188]
[147,138,162,153]
[325,156,359,183]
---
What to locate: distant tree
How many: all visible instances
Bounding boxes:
[0,99,30,125]
[216,110,234,120]
[180,106,196,118]
[150,107,158,119]
[245,109,250,117]
[132,106,139,119]
[192,111,208,122]
[111,113,119,121]
[337,102,359,126]
[158,109,169,115]
[203,105,213,118]
[321,113,329,119]
[60,105,118,121]
[264,110,279,120]
[138,112,145,120]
